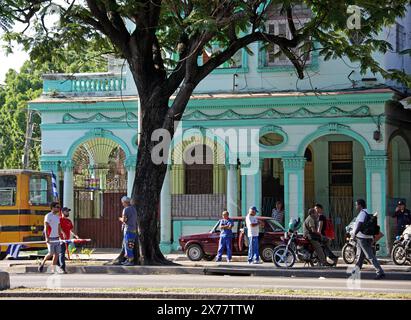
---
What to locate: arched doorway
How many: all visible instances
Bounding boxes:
[72,137,127,248]
[387,133,411,248]
[304,135,366,248]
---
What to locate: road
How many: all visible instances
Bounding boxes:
[8,273,411,294]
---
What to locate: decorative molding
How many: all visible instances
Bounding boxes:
[183,105,371,121]
[364,156,388,170]
[282,157,306,170]
[61,160,75,171]
[40,160,60,172]
[62,112,137,123]
[124,156,137,171]
[319,123,350,132]
[258,125,288,149]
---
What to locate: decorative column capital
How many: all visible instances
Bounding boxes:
[124,156,137,171]
[282,157,306,170]
[40,160,60,172]
[364,156,387,170]
[61,160,75,172]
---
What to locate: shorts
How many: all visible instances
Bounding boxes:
[47,237,61,255]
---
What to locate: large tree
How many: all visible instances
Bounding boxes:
[1,0,410,265]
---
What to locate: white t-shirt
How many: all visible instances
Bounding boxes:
[45,212,60,238]
[246,215,259,237]
[352,209,373,239]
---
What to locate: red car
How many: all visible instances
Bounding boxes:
[179,216,285,262]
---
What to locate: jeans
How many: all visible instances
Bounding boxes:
[216,237,232,261]
[123,231,137,260]
[355,237,384,275]
[58,242,67,271]
[247,236,259,262]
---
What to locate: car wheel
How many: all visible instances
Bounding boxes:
[392,244,407,265]
[186,244,204,261]
[342,243,356,264]
[272,245,296,268]
[0,252,7,260]
[203,255,216,261]
[260,245,274,262]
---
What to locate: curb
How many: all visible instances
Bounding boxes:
[0,271,10,290]
[5,265,411,280]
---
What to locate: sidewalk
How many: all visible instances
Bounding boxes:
[1,249,410,280]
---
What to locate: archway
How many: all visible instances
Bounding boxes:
[303,134,367,248]
[72,137,128,248]
[387,133,411,248]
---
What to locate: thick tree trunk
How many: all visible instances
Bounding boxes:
[131,96,175,265]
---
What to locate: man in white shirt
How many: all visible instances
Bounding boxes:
[38,202,63,273]
[246,206,262,264]
[351,199,385,280]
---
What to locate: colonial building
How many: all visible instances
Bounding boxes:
[29,4,411,255]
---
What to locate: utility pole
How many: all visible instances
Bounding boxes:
[22,109,34,169]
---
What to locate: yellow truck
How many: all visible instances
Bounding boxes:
[0,170,53,259]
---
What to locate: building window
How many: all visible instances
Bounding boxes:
[265,19,311,67]
[185,145,213,194]
[396,23,405,52]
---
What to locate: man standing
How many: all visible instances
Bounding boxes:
[314,203,338,264]
[303,208,331,266]
[351,199,385,280]
[246,206,261,264]
[271,200,285,227]
[119,196,138,266]
[58,207,79,274]
[216,211,234,263]
[38,202,63,273]
[393,200,411,237]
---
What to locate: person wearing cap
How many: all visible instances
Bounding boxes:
[246,206,262,264]
[119,196,138,266]
[393,200,411,237]
[58,207,79,274]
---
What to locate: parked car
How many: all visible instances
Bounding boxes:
[179,217,285,262]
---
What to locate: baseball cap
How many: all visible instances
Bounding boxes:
[398,200,406,206]
[62,207,71,212]
[249,206,259,213]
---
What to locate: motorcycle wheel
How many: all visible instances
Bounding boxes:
[392,244,407,265]
[342,243,356,264]
[272,245,296,268]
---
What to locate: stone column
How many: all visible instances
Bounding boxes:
[282,157,306,227]
[226,164,238,216]
[160,166,172,254]
[125,157,136,197]
[240,157,262,215]
[61,160,74,221]
[365,155,388,256]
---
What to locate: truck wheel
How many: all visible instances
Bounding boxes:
[186,244,204,261]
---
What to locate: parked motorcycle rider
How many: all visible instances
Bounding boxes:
[393,200,411,238]
[303,208,335,266]
[350,199,385,280]
[314,203,339,264]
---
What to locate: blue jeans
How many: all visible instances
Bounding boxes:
[248,236,259,262]
[58,242,67,271]
[123,231,137,259]
[217,237,232,261]
[355,237,384,275]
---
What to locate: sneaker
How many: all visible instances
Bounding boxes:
[375,273,386,280]
[38,265,44,273]
[122,261,134,266]
[247,261,253,264]
[56,267,67,274]
[215,259,222,262]
[226,260,232,263]
[252,260,263,264]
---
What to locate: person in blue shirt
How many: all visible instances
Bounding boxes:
[216,211,234,262]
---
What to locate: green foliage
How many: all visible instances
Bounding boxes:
[0,44,107,169]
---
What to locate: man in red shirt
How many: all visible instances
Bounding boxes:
[58,207,79,273]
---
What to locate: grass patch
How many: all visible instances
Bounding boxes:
[5,287,411,300]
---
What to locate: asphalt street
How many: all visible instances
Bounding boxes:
[8,273,411,293]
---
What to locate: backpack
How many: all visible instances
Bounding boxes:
[324,219,335,240]
[361,212,380,236]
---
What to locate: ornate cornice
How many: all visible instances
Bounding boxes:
[282,157,306,170]
[183,105,371,121]
[62,112,137,123]
[364,156,387,170]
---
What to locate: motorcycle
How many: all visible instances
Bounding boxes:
[341,217,380,264]
[272,218,336,268]
[391,224,411,265]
